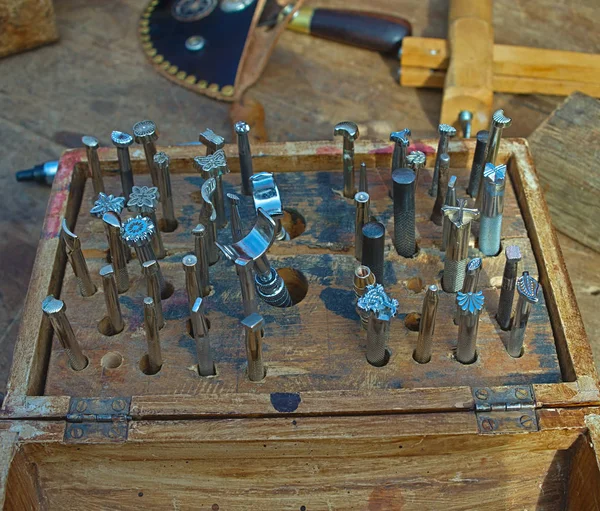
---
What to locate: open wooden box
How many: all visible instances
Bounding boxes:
[1,138,599,508]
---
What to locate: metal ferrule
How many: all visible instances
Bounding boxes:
[361,221,386,286]
[42,296,88,371]
[100,265,124,334]
[359,162,368,193]
[183,255,201,315]
[431,153,450,226]
[467,130,489,197]
[102,213,129,293]
[456,291,485,364]
[413,285,438,364]
[353,265,376,330]
[354,192,370,260]
[191,297,215,376]
[61,220,96,297]
[236,259,259,316]
[392,168,416,258]
[142,260,165,330]
[366,313,391,367]
[508,272,539,358]
[83,136,104,195]
[235,121,254,196]
[496,245,521,330]
[255,266,292,308]
[241,313,266,381]
[143,297,163,373]
[441,175,457,251]
[192,224,211,297]
[153,152,177,228]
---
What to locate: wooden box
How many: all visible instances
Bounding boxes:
[2,138,600,509]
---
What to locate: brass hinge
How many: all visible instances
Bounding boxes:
[64,397,131,443]
[472,385,538,434]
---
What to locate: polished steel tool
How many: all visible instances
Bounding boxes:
[133,120,160,188]
[250,172,289,241]
[479,163,506,256]
[183,254,201,315]
[143,297,163,374]
[192,224,211,297]
[413,284,439,364]
[357,284,398,366]
[198,128,225,155]
[127,185,167,259]
[431,153,450,225]
[61,219,96,297]
[354,191,370,260]
[430,124,456,197]
[153,152,178,230]
[191,297,215,376]
[361,221,386,285]
[42,296,88,371]
[354,265,376,330]
[390,128,411,171]
[359,162,368,193]
[142,260,165,329]
[82,135,104,195]
[459,110,473,139]
[406,150,426,185]
[467,130,489,198]
[508,272,540,358]
[102,212,130,293]
[456,291,484,364]
[111,130,135,200]
[198,129,228,228]
[454,257,483,324]
[235,121,254,196]
[392,168,416,257]
[241,312,266,381]
[334,121,359,198]
[98,265,124,335]
[92,194,132,263]
[198,177,220,265]
[496,245,522,331]
[441,175,457,251]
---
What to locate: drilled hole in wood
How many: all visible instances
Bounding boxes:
[101,351,123,369]
[158,217,179,233]
[406,277,424,293]
[139,354,162,375]
[161,281,174,300]
[368,348,391,368]
[68,356,89,372]
[456,351,478,365]
[404,312,421,332]
[97,316,124,336]
[281,208,306,239]
[277,268,309,306]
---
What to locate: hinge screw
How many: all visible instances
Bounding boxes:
[75,401,87,412]
[69,426,84,439]
[519,415,534,429]
[480,417,496,432]
[475,388,489,400]
[112,399,127,412]
[515,388,529,400]
[107,425,126,439]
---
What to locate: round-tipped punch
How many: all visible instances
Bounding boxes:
[235,121,254,196]
[99,265,124,335]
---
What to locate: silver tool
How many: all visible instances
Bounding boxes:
[430,152,450,225]
[479,163,506,256]
[454,257,483,324]
[354,265,376,330]
[153,152,178,230]
[192,224,211,297]
[456,291,485,364]
[458,110,473,139]
[183,254,201,316]
[111,130,135,200]
[357,284,398,367]
[133,120,160,189]
[61,219,96,297]
[467,130,489,198]
[228,193,243,242]
[235,121,254,196]
[92,194,132,263]
[359,162,368,193]
[441,200,480,292]
[406,150,426,185]
[197,129,228,228]
[430,124,456,197]
[127,185,167,259]
[250,172,289,241]
[102,212,130,293]
[390,128,411,171]
[82,136,104,195]
[413,284,438,364]
[334,121,359,198]
[508,272,540,358]
[143,297,163,374]
[42,296,88,371]
[361,221,385,286]
[191,297,215,376]
[142,260,165,329]
[241,312,266,381]
[354,191,370,260]
[392,168,416,257]
[236,258,259,317]
[496,245,522,331]
[99,265,124,335]
[441,175,457,251]
[198,177,220,265]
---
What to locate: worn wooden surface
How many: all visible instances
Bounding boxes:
[1,0,600,400]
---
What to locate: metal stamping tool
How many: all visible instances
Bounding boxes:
[128,185,167,259]
[479,163,507,256]
[142,260,165,329]
[82,135,104,195]
[92,194,132,263]
[458,110,473,139]
[441,175,457,251]
[99,265,124,335]
[467,130,489,198]
[42,296,88,371]
[102,212,130,293]
[454,257,483,325]
[192,224,211,297]
[430,124,456,197]
[496,245,522,331]
[198,177,220,265]
[143,297,163,374]
[359,162,368,193]
[191,297,215,376]
[334,121,359,198]
[61,219,96,297]
[354,265,376,330]
[194,148,230,229]
[198,128,225,156]
[441,200,480,292]
[250,172,289,241]
[183,254,201,315]
[111,130,135,200]
[133,120,160,188]
[153,152,178,230]
[456,291,484,364]
[357,284,398,367]
[476,110,512,207]
[241,312,266,382]
[354,191,370,260]
[392,168,417,258]
[431,153,450,225]
[413,284,439,364]
[228,192,243,242]
[508,272,540,358]
[235,121,254,196]
[390,128,411,171]
[406,150,426,185]
[361,221,385,286]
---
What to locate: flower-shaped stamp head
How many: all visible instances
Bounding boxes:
[127,185,160,214]
[193,149,230,178]
[133,120,158,143]
[407,150,426,170]
[456,291,485,314]
[121,215,155,247]
[357,284,398,321]
[90,193,126,218]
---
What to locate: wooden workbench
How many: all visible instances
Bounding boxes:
[0,0,599,397]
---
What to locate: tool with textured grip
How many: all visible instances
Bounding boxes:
[99,265,124,335]
[354,191,370,260]
[128,185,167,259]
[431,153,450,225]
[508,272,540,358]
[496,245,522,331]
[133,120,160,189]
[361,221,386,286]
[61,219,97,297]
[102,212,130,293]
[191,297,215,377]
[392,168,417,257]
[413,285,439,364]
[354,265,376,330]
[82,136,104,195]
[467,130,489,197]
[241,313,266,381]
[334,121,359,198]
[456,291,485,364]
[430,124,456,197]
[479,163,506,256]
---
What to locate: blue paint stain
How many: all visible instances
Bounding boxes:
[270,392,302,412]
[320,287,357,321]
[384,260,398,285]
[387,379,402,389]
[178,334,196,356]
